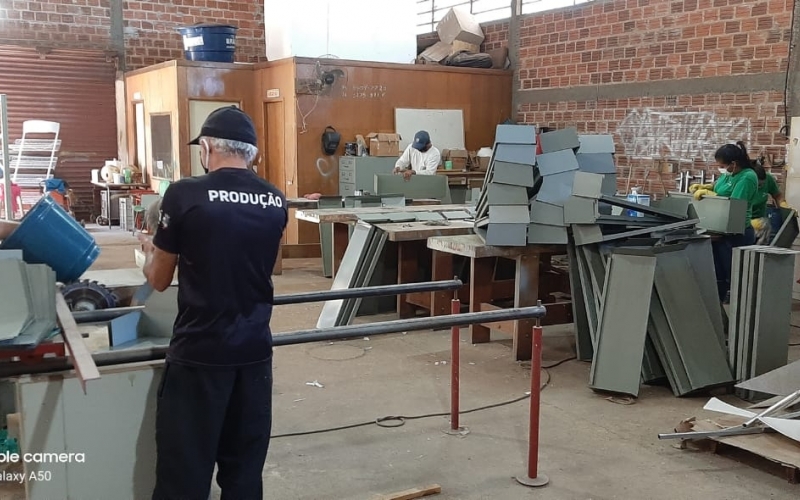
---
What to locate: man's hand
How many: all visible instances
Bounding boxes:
[402,169,415,181]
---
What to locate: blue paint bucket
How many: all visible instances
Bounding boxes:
[0,195,100,283]
[177,24,238,63]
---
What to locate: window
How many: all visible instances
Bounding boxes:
[417,0,598,34]
[149,114,174,180]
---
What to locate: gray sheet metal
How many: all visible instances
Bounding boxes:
[8,264,57,348]
[530,200,565,226]
[599,219,700,244]
[536,170,576,206]
[495,124,537,144]
[564,196,599,224]
[574,242,600,346]
[494,144,537,165]
[572,224,604,246]
[571,171,605,198]
[771,208,799,248]
[492,161,536,187]
[648,288,693,396]
[641,337,667,385]
[589,252,656,397]
[137,286,179,338]
[601,173,618,196]
[728,245,745,376]
[317,223,374,328]
[483,223,529,246]
[344,230,389,325]
[576,153,617,173]
[750,251,794,379]
[577,135,615,154]
[737,249,758,382]
[539,127,580,153]
[487,183,530,205]
[566,240,593,361]
[600,195,687,220]
[0,259,33,341]
[736,359,800,396]
[536,149,580,176]
[527,223,568,244]
[683,238,726,349]
[654,250,733,391]
[489,205,531,224]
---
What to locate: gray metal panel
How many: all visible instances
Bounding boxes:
[442,211,472,220]
[574,241,600,346]
[536,170,576,206]
[492,161,536,186]
[736,359,800,396]
[683,238,726,350]
[484,223,529,246]
[601,174,618,196]
[375,174,450,202]
[0,259,32,340]
[576,152,616,173]
[566,241,593,361]
[750,251,794,378]
[642,337,667,384]
[495,124,537,144]
[577,135,615,154]
[530,200,565,226]
[572,171,605,198]
[539,127,580,153]
[487,183,530,205]
[653,250,733,390]
[489,205,532,224]
[137,286,178,338]
[771,208,799,248]
[737,249,758,381]
[590,252,656,397]
[527,223,568,244]
[493,144,537,164]
[648,288,693,396]
[600,195,688,220]
[687,195,748,234]
[572,224,604,246]
[728,246,745,373]
[415,211,445,222]
[536,149,580,176]
[563,196,598,224]
[653,195,691,218]
[343,230,389,325]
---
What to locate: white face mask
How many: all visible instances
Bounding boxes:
[718,168,728,175]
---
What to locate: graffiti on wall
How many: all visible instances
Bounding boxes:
[616,109,752,162]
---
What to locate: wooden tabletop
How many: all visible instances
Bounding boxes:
[296,203,468,224]
[374,221,474,242]
[427,234,564,259]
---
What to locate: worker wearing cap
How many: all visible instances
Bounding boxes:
[139,106,287,500]
[393,130,441,180]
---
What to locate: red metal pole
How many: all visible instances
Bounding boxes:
[450,298,461,431]
[516,324,549,487]
[527,325,543,478]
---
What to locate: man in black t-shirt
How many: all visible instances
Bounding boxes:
[140,106,287,500]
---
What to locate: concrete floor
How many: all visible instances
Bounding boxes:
[87,229,800,499]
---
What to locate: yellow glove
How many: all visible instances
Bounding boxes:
[689,183,713,194]
[780,200,790,209]
[693,189,716,200]
[751,218,765,231]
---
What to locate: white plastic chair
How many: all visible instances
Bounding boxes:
[11,120,61,187]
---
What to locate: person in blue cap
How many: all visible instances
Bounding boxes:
[393,130,441,180]
[139,106,287,500]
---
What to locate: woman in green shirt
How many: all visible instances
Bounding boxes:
[750,163,786,244]
[690,141,758,303]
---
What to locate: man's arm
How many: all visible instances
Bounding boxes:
[0,220,20,240]
[418,149,441,175]
[143,186,181,291]
[394,146,411,172]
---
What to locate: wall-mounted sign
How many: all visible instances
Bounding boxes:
[266,89,280,98]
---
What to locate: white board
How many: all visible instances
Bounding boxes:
[394,108,465,151]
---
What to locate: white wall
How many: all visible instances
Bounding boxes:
[264,0,417,63]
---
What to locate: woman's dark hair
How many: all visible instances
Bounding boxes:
[752,162,767,181]
[715,141,752,170]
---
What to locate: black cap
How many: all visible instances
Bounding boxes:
[188,106,258,147]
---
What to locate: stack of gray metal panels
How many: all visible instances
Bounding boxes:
[0,250,58,348]
[473,125,620,246]
[729,245,799,401]
[474,124,539,246]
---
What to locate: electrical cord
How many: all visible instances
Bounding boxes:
[271,356,576,439]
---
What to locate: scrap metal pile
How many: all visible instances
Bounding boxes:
[564,173,799,399]
[473,125,617,246]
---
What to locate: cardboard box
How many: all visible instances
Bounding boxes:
[451,40,480,54]
[418,41,452,64]
[437,7,485,46]
[487,47,508,69]
[442,148,469,170]
[367,132,401,157]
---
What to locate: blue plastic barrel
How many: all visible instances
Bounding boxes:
[177,24,238,63]
[0,195,100,283]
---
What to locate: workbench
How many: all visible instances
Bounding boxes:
[427,235,571,361]
[91,181,151,228]
[295,202,464,275]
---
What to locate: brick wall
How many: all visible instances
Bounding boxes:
[471,0,792,196]
[0,0,266,69]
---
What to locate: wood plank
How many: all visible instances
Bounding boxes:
[295,204,465,224]
[427,234,564,259]
[397,240,424,319]
[430,250,455,316]
[55,292,101,394]
[469,258,493,344]
[375,221,474,242]
[377,484,442,500]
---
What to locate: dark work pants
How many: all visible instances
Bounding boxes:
[712,225,756,302]
[152,360,273,500]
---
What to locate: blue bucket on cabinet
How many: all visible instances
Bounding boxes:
[177,24,238,63]
[0,195,100,283]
